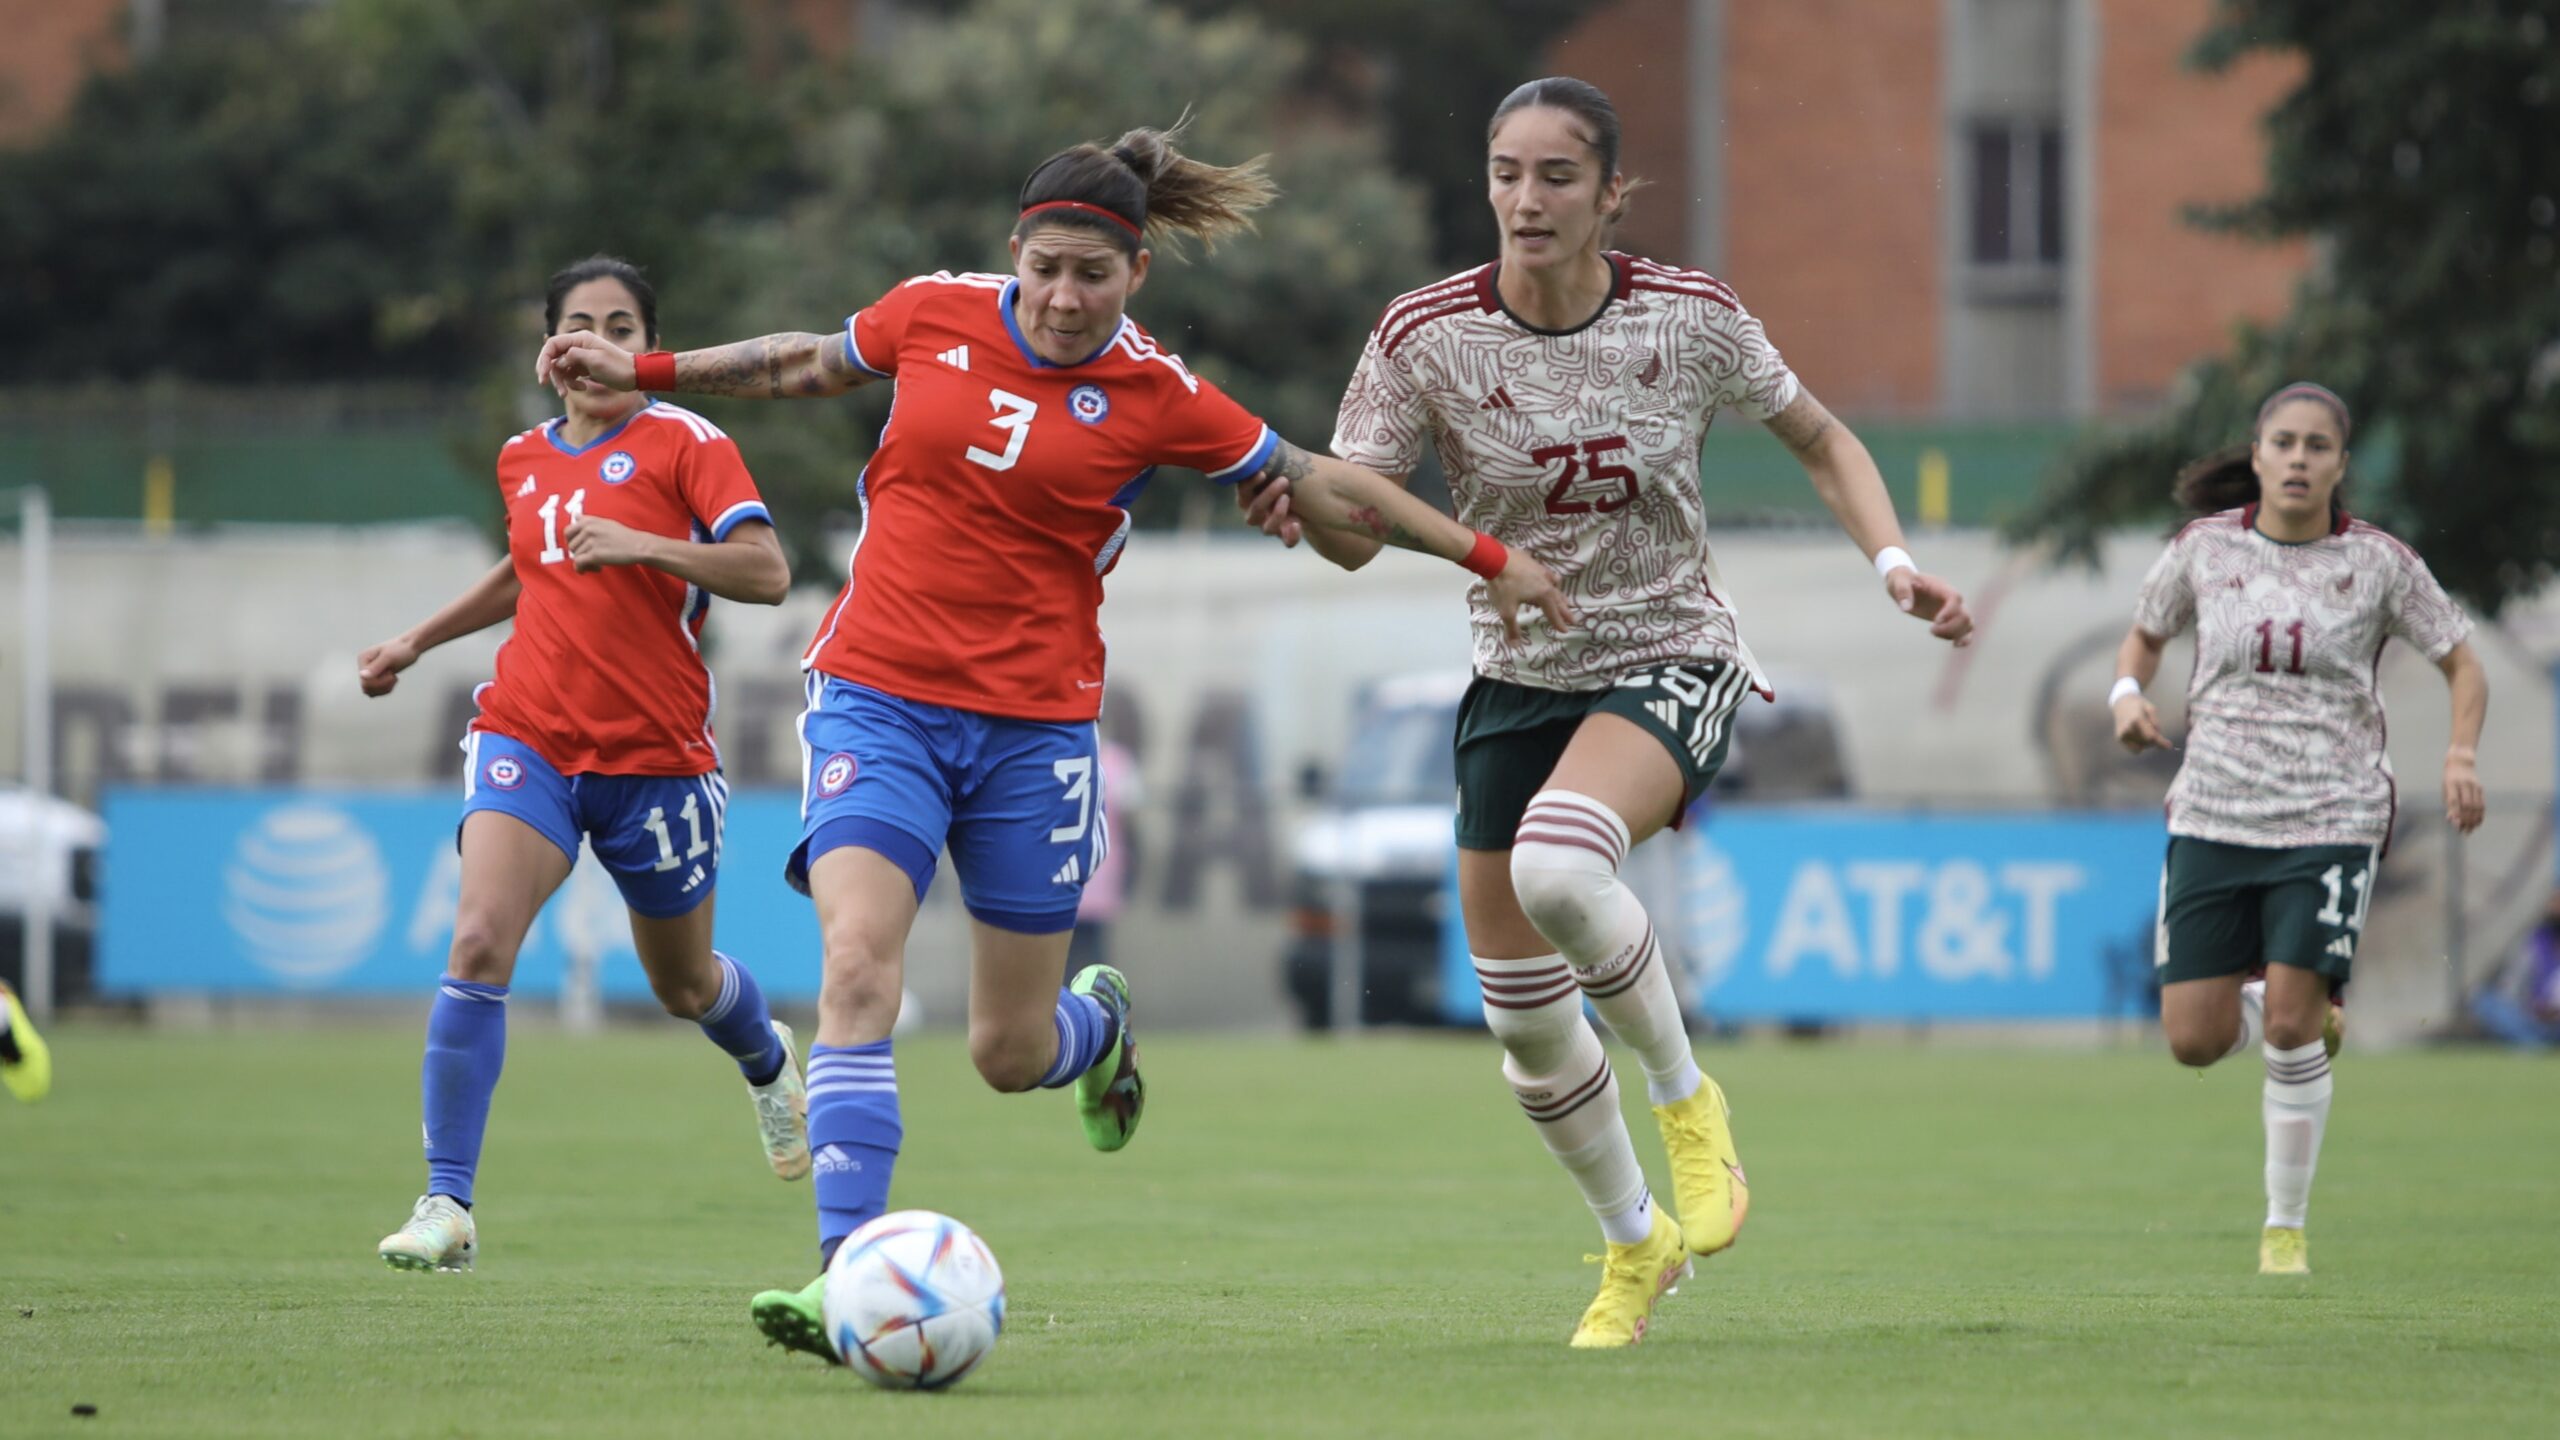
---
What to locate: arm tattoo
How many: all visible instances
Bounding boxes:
[1259,442,1421,549]
[1766,392,1838,457]
[1256,439,1316,487]
[1344,505,1421,550]
[677,332,873,399]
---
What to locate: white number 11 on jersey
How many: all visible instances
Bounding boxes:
[536,488,586,565]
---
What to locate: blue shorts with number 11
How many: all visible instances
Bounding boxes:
[789,673,1106,935]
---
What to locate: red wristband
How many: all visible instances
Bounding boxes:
[1459,531,1507,579]
[633,350,677,392]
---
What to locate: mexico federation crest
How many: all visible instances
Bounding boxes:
[817,752,858,798]
[599,450,638,484]
[1068,384,1110,425]
[486,756,526,791]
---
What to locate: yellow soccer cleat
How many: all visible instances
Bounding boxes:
[1654,1074,1748,1258]
[2259,1225,2309,1276]
[0,982,50,1103]
[2322,1001,2344,1061]
[1568,1204,1691,1349]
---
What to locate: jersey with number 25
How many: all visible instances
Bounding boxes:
[473,401,772,778]
[802,271,1278,722]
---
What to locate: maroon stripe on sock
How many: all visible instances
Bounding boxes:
[1513,826,1620,864]
[1478,979,1580,1010]
[1517,808,1626,862]
[1518,1061,1612,1122]
[1578,928,1658,1000]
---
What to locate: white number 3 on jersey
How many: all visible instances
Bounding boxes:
[966,388,1039,472]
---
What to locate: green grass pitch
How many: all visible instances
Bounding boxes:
[6,1026,2555,1438]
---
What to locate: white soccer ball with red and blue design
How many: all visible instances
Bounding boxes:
[821,1210,1006,1390]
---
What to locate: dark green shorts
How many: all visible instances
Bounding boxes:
[1451,662,1749,851]
[2156,835,2378,986]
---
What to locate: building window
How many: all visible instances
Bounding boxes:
[1965,117,2065,298]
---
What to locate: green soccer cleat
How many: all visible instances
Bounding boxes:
[1070,964,1144,1152]
[750,1274,838,1364]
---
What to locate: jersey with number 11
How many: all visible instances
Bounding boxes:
[801,272,1277,722]
[474,401,771,777]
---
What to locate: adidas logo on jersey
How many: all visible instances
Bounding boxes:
[939,345,971,372]
[1478,385,1516,411]
[516,476,537,497]
[680,864,706,894]
[2325,934,2355,959]
[1052,855,1083,886]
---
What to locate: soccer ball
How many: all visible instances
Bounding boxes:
[822,1210,1006,1390]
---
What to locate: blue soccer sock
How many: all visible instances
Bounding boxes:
[807,1040,901,1268]
[1034,986,1115,1089]
[421,978,509,1206]
[697,951,786,1086]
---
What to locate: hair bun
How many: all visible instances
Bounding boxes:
[1110,143,1142,170]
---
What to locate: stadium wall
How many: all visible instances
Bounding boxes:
[4,526,2549,1037]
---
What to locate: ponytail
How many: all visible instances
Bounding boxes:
[1015,115,1276,258]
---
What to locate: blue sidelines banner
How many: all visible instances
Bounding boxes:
[1441,810,2166,1023]
[101,788,821,997]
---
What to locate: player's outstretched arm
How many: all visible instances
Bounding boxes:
[563,516,791,605]
[357,558,521,698]
[1250,438,1574,643]
[2108,625,2173,754]
[1768,388,1973,647]
[1234,463,1400,572]
[2437,640,2488,832]
[536,330,877,400]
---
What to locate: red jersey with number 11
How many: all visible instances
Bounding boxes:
[472,401,771,776]
[801,272,1277,721]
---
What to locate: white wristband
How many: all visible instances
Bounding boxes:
[2108,676,2144,708]
[1872,546,1915,580]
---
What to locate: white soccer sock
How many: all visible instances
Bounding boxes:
[1511,791,1702,1105]
[1476,952,1651,1243]
[2224,979,2267,1061]
[2263,1039,2333,1229]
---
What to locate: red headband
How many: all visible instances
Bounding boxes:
[1019,200,1144,242]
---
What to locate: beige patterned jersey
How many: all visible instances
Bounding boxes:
[2133,506,2471,849]
[1331,254,1801,693]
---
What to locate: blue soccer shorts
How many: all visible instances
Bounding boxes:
[459,730,726,919]
[789,673,1108,935]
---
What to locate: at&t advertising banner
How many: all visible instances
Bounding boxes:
[1443,810,2165,1023]
[102,789,821,997]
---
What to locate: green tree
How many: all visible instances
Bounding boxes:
[2009,0,2560,613]
[686,0,1433,570]
[1169,0,1603,266]
[0,0,798,386]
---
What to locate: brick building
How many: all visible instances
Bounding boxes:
[1545,0,2309,419]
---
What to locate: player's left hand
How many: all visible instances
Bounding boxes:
[564,516,655,572]
[1236,473,1303,547]
[1485,548,1575,645]
[536,332,638,396]
[1888,568,1974,647]
[2443,747,2485,833]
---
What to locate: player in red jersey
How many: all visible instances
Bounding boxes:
[360,258,807,1275]
[2110,381,2488,1275]
[535,122,1569,1361]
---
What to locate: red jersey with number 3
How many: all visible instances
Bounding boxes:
[801,271,1277,720]
[472,400,772,776]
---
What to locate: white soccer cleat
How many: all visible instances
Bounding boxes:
[752,1020,811,1181]
[379,1194,476,1273]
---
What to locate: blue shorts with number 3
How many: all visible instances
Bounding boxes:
[789,673,1105,935]
[459,730,726,919]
